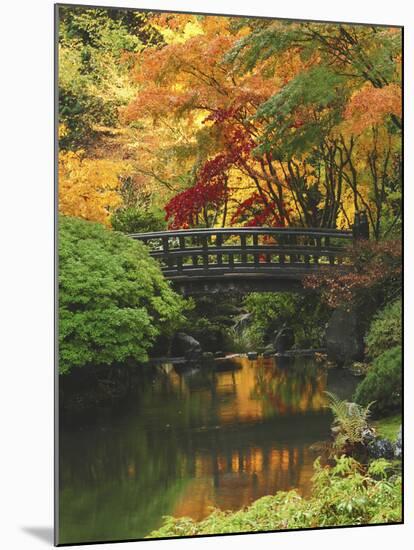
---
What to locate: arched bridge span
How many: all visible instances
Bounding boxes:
[130,227,355,296]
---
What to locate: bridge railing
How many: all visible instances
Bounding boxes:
[129,227,353,278]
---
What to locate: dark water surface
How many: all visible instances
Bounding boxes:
[59,356,359,544]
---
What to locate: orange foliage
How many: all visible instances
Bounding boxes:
[344,83,402,134]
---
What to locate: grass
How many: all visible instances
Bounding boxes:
[373,413,402,441]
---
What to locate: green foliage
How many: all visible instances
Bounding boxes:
[59,216,187,374]
[255,65,345,155]
[226,325,264,353]
[243,292,329,348]
[227,22,401,90]
[354,346,402,415]
[181,295,240,351]
[325,392,373,452]
[365,299,402,359]
[225,24,300,73]
[59,87,119,151]
[58,6,163,149]
[60,7,142,51]
[148,455,402,537]
[111,207,166,234]
[373,414,402,443]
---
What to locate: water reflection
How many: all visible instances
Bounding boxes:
[59,356,358,544]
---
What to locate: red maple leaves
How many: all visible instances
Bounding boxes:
[231,193,283,227]
[165,111,256,229]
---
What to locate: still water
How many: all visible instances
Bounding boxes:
[59,356,359,544]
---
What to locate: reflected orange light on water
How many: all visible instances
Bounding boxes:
[161,356,331,521]
[173,444,315,520]
[166,355,328,424]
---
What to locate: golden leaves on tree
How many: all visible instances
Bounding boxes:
[58,151,133,225]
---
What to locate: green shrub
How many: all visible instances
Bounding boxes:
[111,207,166,234]
[365,299,402,359]
[148,456,401,537]
[243,292,329,348]
[354,346,402,415]
[59,216,187,374]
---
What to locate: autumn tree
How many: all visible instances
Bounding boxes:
[227,20,402,235]
[123,16,401,235]
[123,15,304,229]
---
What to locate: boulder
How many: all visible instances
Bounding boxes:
[214,350,225,358]
[368,438,395,459]
[247,351,258,360]
[325,308,364,365]
[273,327,295,354]
[171,332,202,360]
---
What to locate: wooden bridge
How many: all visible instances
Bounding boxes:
[130,226,356,296]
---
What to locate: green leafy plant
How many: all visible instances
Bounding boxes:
[148,456,402,537]
[226,325,264,352]
[111,206,166,234]
[354,346,402,415]
[59,216,188,374]
[325,391,374,452]
[365,299,402,359]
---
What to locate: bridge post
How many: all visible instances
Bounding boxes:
[216,233,223,266]
[352,210,369,240]
[290,233,298,263]
[253,234,259,266]
[240,234,247,264]
[202,235,209,272]
[192,235,199,267]
[177,235,185,272]
[162,236,173,270]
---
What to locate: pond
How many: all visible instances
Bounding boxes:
[59,355,359,544]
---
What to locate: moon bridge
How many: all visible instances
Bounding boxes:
[129,227,356,295]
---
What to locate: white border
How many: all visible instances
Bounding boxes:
[1,1,412,549]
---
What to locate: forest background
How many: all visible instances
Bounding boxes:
[58,7,402,239]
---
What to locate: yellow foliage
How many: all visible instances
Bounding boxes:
[58,151,133,225]
[58,124,68,139]
[153,14,203,44]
